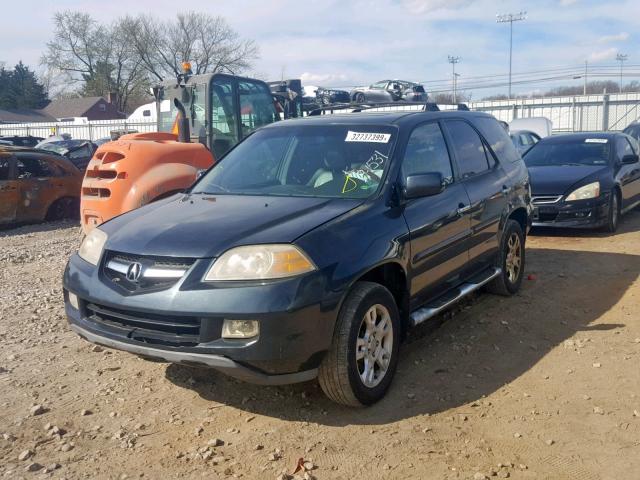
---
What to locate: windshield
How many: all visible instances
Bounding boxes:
[192,125,397,199]
[524,139,611,167]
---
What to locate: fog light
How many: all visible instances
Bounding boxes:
[222,320,259,339]
[68,292,80,310]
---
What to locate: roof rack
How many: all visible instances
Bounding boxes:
[307,101,470,116]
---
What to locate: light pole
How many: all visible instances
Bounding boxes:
[616,53,628,93]
[448,55,461,103]
[496,11,527,99]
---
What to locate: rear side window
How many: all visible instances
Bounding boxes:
[402,122,453,183]
[475,117,521,163]
[445,120,491,178]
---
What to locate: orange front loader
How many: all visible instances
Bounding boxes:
[80,69,280,235]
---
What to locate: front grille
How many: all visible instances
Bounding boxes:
[85,302,201,347]
[532,195,562,205]
[103,251,195,293]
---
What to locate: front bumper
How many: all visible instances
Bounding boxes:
[532,195,609,228]
[63,253,340,384]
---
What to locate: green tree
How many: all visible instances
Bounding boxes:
[0,62,49,109]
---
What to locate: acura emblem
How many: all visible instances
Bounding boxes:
[126,262,143,282]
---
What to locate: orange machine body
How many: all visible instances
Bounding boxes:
[80,132,213,235]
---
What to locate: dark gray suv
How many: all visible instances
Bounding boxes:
[63,111,531,406]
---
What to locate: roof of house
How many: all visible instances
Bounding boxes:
[0,108,57,124]
[42,96,106,119]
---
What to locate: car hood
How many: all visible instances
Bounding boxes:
[102,194,361,258]
[527,165,608,195]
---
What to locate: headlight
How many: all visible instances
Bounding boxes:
[78,228,108,265]
[205,244,316,281]
[565,182,600,201]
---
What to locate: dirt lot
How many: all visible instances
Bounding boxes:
[1,211,639,480]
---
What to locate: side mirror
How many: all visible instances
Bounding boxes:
[403,173,445,199]
[621,154,639,164]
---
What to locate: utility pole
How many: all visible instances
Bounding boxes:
[448,55,461,103]
[616,53,628,93]
[496,11,527,99]
[584,60,588,96]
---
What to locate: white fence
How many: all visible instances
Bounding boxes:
[0,118,157,141]
[469,92,640,132]
[1,92,639,139]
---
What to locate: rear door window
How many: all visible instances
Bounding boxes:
[402,122,453,183]
[475,117,521,163]
[445,120,491,178]
[16,156,55,179]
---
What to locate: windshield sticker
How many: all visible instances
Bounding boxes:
[345,131,391,143]
[585,138,608,144]
[343,151,388,183]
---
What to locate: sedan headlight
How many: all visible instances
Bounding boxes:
[78,228,108,265]
[205,244,316,281]
[565,182,600,201]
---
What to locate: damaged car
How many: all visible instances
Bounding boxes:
[36,139,97,170]
[351,80,427,103]
[0,146,82,226]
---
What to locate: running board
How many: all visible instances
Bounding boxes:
[409,267,502,327]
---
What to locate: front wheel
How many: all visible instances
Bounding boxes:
[603,190,620,233]
[318,282,400,407]
[487,219,525,296]
[354,93,366,104]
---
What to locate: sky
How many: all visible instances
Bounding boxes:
[0,0,638,98]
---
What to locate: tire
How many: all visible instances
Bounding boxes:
[318,282,401,407]
[46,197,78,221]
[486,219,525,296]
[603,190,620,233]
[355,93,366,104]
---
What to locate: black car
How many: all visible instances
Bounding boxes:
[63,111,531,406]
[524,133,640,232]
[316,87,350,105]
[35,140,97,170]
[0,135,44,147]
[351,80,427,103]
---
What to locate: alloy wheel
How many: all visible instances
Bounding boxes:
[505,233,522,284]
[355,304,393,388]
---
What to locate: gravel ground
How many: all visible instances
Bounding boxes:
[1,210,639,480]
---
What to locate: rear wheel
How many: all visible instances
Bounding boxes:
[46,197,79,221]
[318,282,400,406]
[603,190,620,233]
[487,219,525,296]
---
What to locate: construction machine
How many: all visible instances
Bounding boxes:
[80,65,280,234]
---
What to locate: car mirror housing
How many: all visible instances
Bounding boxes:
[403,173,445,199]
[621,154,639,164]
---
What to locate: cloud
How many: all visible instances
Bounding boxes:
[400,0,475,14]
[560,0,578,6]
[598,32,630,43]
[589,48,618,62]
[300,72,349,85]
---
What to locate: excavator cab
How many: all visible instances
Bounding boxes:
[80,72,279,234]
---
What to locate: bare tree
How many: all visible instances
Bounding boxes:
[122,12,259,81]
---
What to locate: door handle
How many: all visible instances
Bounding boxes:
[457,204,472,215]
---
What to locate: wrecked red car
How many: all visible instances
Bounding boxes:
[0,146,82,226]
